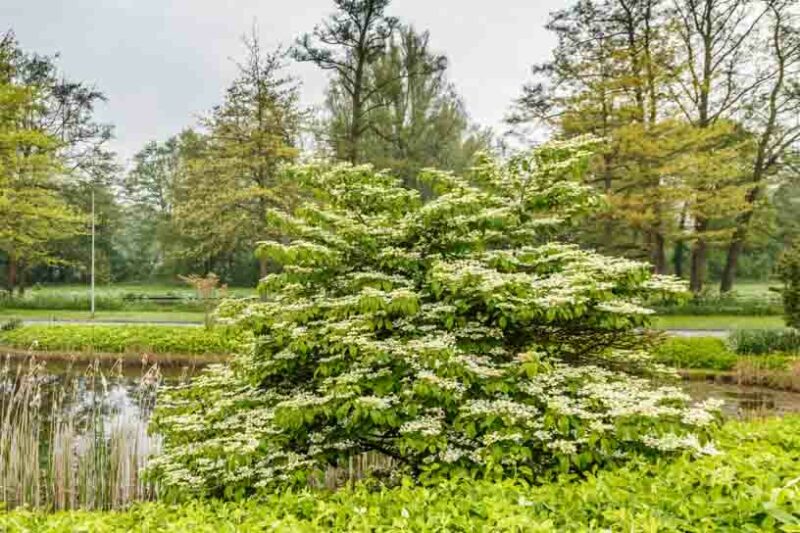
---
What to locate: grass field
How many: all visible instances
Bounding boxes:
[0,308,204,323]
[652,314,785,330]
[727,280,779,298]
[6,283,257,299]
[1,282,786,330]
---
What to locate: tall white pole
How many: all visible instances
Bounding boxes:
[91,188,95,319]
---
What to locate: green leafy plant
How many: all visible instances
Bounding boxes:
[652,337,738,371]
[151,139,720,496]
[5,417,800,531]
[0,324,245,355]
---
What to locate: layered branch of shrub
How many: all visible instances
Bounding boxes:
[151,138,722,496]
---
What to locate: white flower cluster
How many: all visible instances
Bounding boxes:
[400,415,443,437]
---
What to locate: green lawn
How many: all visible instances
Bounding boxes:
[653,314,785,330]
[729,280,779,299]
[0,308,204,323]
[11,282,257,298]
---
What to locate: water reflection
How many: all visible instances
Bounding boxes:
[0,353,206,510]
[684,381,800,418]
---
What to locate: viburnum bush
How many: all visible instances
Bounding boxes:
[150,137,721,496]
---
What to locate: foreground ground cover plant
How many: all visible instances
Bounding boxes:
[151,138,721,495]
[5,416,800,531]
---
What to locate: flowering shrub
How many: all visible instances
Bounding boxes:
[150,137,721,496]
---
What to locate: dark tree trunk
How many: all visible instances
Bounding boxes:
[690,239,707,293]
[17,266,26,297]
[6,254,17,294]
[674,240,686,278]
[650,231,667,274]
[720,230,746,293]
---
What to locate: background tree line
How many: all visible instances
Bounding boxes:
[509,0,800,293]
[1,0,798,293]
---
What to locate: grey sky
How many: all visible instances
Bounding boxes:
[3,0,569,162]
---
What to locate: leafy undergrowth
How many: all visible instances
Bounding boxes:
[0,324,246,355]
[653,337,739,370]
[654,337,799,372]
[3,417,799,532]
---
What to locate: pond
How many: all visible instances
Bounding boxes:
[685,380,800,418]
[0,354,205,511]
[3,353,800,511]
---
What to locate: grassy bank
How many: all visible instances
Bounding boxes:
[0,324,245,355]
[3,416,798,531]
[654,336,800,391]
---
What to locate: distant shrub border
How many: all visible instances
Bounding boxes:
[653,336,798,373]
[652,293,783,316]
[728,329,800,356]
[652,337,738,371]
[0,324,246,355]
[3,416,799,531]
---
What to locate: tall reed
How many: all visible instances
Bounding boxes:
[0,354,163,510]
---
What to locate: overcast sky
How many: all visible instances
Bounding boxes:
[3,0,570,162]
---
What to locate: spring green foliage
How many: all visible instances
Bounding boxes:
[5,417,800,531]
[0,325,244,355]
[0,32,116,292]
[150,138,723,496]
[0,58,84,290]
[510,0,800,293]
[653,338,738,371]
[778,243,800,329]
